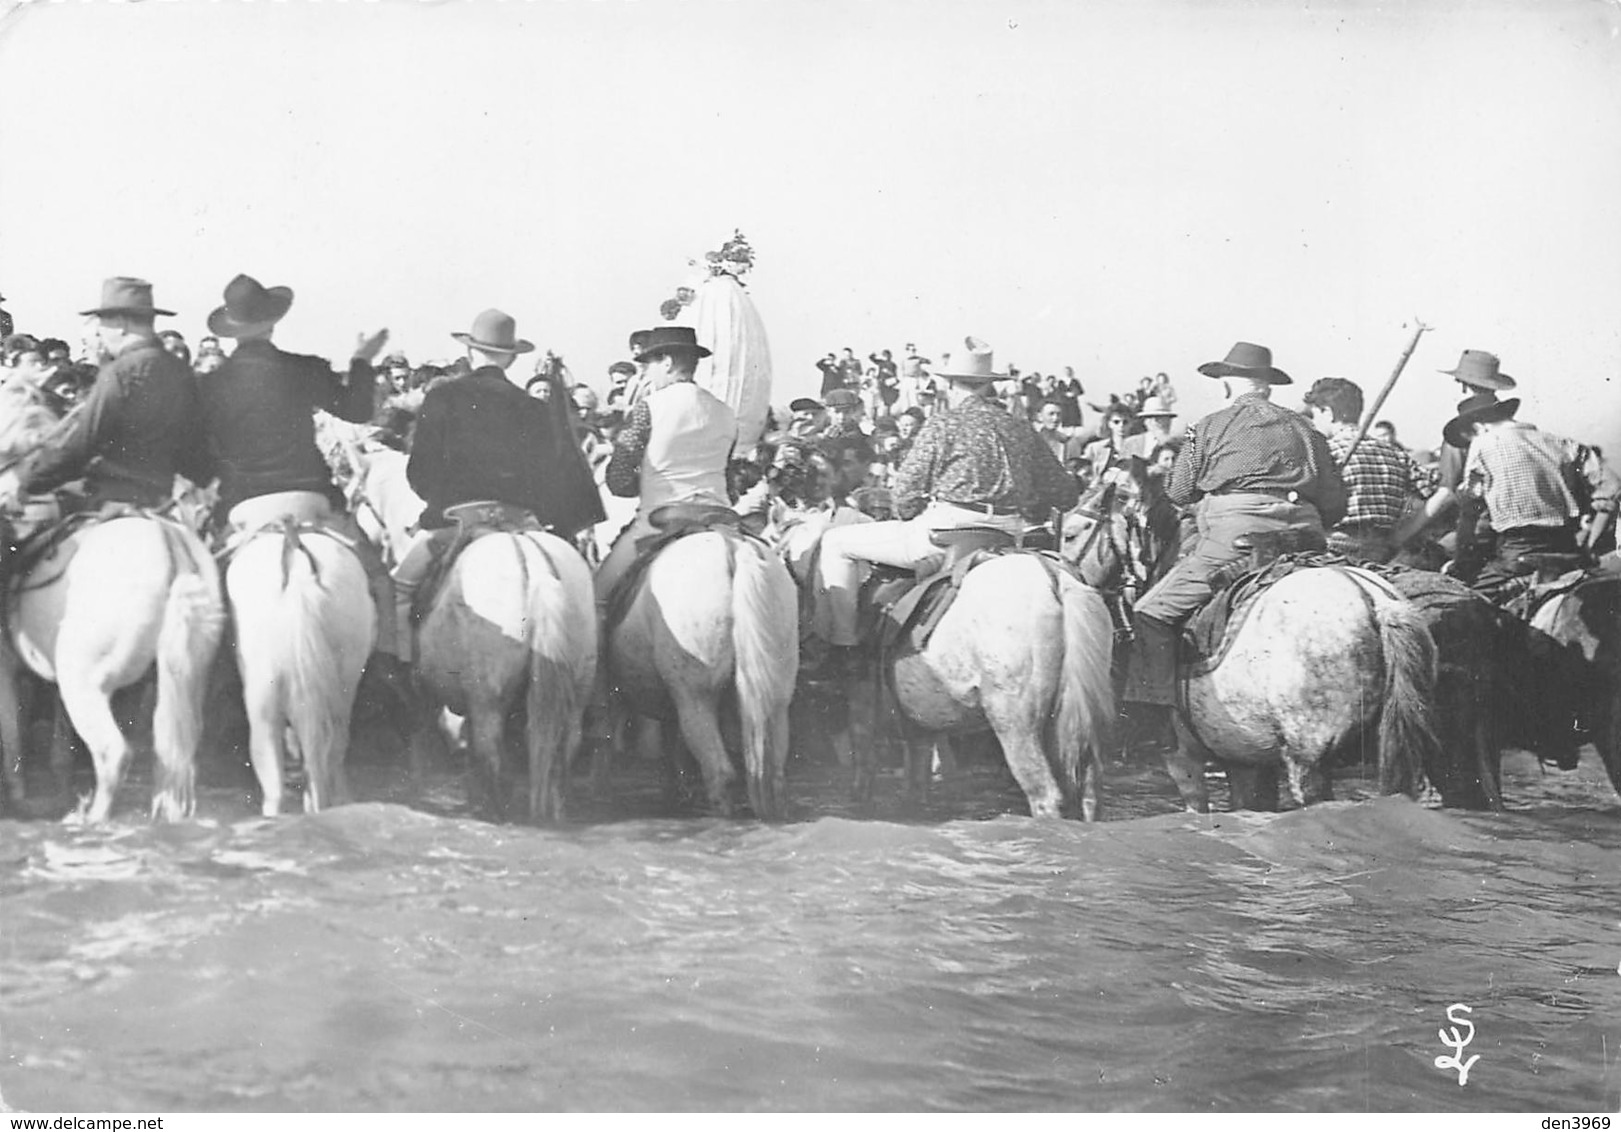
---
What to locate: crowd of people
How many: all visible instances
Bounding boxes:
[0,276,1615,740]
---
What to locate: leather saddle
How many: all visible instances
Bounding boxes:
[604,502,750,632]
[1184,535,1336,677]
[412,500,540,621]
[858,526,1021,658]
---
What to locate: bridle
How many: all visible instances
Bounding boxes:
[1069,478,1149,591]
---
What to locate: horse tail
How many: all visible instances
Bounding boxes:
[517,533,596,822]
[150,529,226,821]
[1373,596,1440,798]
[1053,570,1116,819]
[731,536,799,820]
[279,535,369,811]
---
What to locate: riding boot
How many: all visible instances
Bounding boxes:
[1122,612,1178,707]
[392,580,418,668]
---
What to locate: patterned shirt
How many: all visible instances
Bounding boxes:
[892,392,1078,520]
[1327,424,1430,529]
[1167,392,1347,526]
[1463,421,1620,529]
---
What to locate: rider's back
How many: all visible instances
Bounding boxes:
[199,339,368,510]
[638,381,735,513]
[407,366,557,528]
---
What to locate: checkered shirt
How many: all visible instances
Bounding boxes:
[1327,425,1430,530]
[1463,421,1620,530]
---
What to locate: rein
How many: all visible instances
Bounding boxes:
[1071,480,1150,590]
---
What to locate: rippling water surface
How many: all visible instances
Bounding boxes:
[2,722,1619,1113]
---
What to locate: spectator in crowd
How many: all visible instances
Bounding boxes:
[1035,399,1084,465]
[2,333,39,368]
[837,347,863,390]
[788,396,826,440]
[816,352,842,396]
[822,387,868,431]
[158,329,191,368]
[194,335,227,376]
[603,360,638,423]
[1083,402,1138,479]
[895,406,925,446]
[0,290,11,340]
[1371,419,1403,450]
[1127,396,1178,459]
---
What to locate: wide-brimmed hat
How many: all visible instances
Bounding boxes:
[633,325,711,362]
[451,308,534,355]
[1197,341,1292,385]
[932,337,1005,383]
[80,277,175,319]
[1443,391,1520,448]
[824,389,862,409]
[207,274,292,337]
[1440,349,1516,392]
[1137,395,1176,419]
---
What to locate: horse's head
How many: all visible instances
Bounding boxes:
[1060,472,1150,590]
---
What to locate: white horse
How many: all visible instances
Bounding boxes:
[413,526,598,822]
[604,524,800,819]
[339,440,599,822]
[225,522,375,815]
[0,513,225,821]
[316,413,420,565]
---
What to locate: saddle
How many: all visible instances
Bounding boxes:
[1182,534,1334,677]
[413,500,541,621]
[5,501,158,597]
[1503,553,1597,622]
[1,503,200,642]
[602,502,752,632]
[862,528,1024,658]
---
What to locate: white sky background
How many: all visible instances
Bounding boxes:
[1,0,1619,457]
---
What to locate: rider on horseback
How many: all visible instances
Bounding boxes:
[193,273,396,652]
[391,309,605,662]
[595,325,737,606]
[0,278,208,522]
[1123,342,1347,728]
[1443,391,1618,603]
[814,336,1079,682]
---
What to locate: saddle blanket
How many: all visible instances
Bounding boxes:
[1183,551,1419,677]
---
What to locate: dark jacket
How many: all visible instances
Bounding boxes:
[20,336,207,507]
[407,366,604,536]
[197,338,376,511]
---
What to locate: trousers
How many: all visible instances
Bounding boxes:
[816,501,1024,647]
[1124,492,1324,707]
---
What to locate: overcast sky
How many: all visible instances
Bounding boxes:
[1,0,1618,455]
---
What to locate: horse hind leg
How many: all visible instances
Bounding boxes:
[670,688,735,817]
[56,677,131,823]
[466,704,510,821]
[1164,714,1212,813]
[984,700,1066,819]
[1283,753,1331,808]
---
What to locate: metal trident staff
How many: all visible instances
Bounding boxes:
[1338,318,1432,469]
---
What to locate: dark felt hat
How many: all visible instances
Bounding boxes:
[1197,341,1292,385]
[633,325,711,362]
[1443,391,1520,448]
[207,274,292,337]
